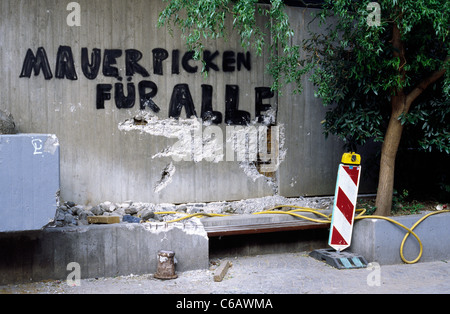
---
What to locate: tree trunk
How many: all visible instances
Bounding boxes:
[373,20,447,216]
[374,21,406,217]
[374,95,406,216]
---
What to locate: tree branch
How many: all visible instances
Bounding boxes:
[406,56,449,108]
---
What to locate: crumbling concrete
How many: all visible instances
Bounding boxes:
[0,110,16,134]
[51,195,334,228]
[0,220,208,285]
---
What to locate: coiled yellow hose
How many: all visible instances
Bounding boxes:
[151,206,450,264]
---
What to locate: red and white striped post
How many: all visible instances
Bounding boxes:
[328,153,362,251]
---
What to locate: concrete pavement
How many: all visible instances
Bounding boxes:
[1,251,449,294]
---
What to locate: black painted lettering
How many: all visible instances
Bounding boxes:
[225,85,250,125]
[182,51,198,73]
[96,84,112,109]
[168,84,197,118]
[114,83,135,109]
[201,84,222,124]
[255,87,274,123]
[152,48,169,75]
[172,49,180,74]
[81,47,101,80]
[19,47,53,80]
[222,51,235,72]
[138,80,160,112]
[55,46,78,80]
[125,49,150,77]
[237,51,251,71]
[103,49,122,78]
[203,50,219,72]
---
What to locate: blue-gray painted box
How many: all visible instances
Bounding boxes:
[0,134,60,232]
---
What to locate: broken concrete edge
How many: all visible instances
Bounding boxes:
[0,219,208,285]
[0,212,328,285]
[349,211,450,265]
[2,211,449,285]
[0,109,17,134]
[51,195,336,229]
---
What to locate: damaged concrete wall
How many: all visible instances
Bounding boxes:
[0,220,209,284]
[0,0,370,205]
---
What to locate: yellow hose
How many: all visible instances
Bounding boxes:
[354,214,423,264]
[153,211,228,223]
[253,205,450,263]
[253,211,329,224]
[150,206,450,264]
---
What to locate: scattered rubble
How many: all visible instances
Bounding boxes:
[50,195,334,228]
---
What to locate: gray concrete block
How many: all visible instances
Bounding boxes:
[0,220,209,284]
[0,134,60,232]
[349,212,450,265]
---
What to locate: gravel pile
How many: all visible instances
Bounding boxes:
[50,195,334,227]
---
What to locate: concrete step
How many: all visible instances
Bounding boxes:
[0,221,208,285]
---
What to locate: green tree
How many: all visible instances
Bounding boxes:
[158,0,450,216]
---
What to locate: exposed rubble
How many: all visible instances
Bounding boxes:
[50,195,334,228]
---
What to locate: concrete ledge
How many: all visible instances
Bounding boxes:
[349,212,450,265]
[202,212,330,236]
[0,220,208,285]
[201,210,332,229]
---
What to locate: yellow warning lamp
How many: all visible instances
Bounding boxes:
[341,152,361,165]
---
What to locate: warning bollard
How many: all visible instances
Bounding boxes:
[328,152,362,251]
[310,152,368,269]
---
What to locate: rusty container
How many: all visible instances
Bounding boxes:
[154,250,178,280]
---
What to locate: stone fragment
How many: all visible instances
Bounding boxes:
[90,205,104,216]
[125,206,138,215]
[55,208,66,221]
[213,260,232,282]
[123,215,141,223]
[88,216,120,224]
[65,201,76,208]
[73,205,85,216]
[64,213,75,224]
[140,210,155,221]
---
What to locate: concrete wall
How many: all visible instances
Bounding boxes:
[0,0,376,206]
[0,221,209,285]
[278,7,342,197]
[350,212,450,265]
